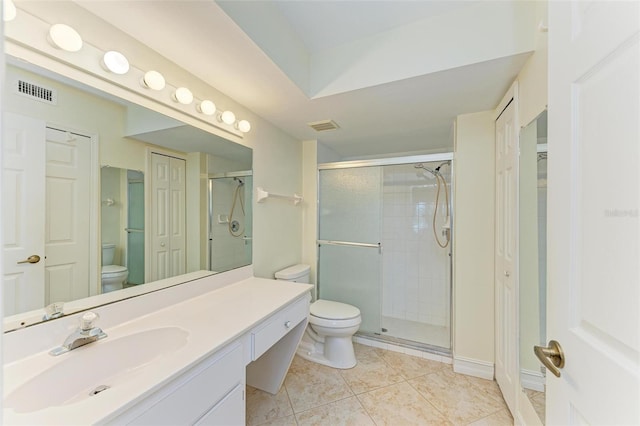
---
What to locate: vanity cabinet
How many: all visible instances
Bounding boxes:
[116,343,245,425]
[4,276,313,426]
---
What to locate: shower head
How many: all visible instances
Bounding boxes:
[414,163,437,179]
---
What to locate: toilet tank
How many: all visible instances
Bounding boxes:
[102,243,116,266]
[275,264,310,283]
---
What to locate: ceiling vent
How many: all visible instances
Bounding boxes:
[308,120,339,132]
[15,79,57,105]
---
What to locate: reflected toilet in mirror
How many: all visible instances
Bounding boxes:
[519,110,547,423]
[101,244,127,293]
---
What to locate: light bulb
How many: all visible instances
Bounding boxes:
[48,24,83,52]
[173,87,193,105]
[3,0,16,21]
[141,70,165,91]
[236,120,251,133]
[198,100,216,115]
[102,51,129,75]
[220,110,236,125]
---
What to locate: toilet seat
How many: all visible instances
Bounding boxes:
[311,300,360,320]
[101,265,127,277]
[309,300,362,328]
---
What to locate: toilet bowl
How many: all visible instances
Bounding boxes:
[275,264,361,369]
[101,243,128,293]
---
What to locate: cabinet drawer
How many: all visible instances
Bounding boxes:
[195,384,245,426]
[252,295,309,360]
[129,344,243,425]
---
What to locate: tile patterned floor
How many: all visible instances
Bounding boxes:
[246,344,513,426]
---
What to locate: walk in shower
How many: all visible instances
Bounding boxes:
[317,155,453,352]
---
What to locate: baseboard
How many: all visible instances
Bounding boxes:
[520,368,545,392]
[453,355,494,380]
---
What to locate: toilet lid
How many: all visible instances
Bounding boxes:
[102,265,127,274]
[310,300,360,320]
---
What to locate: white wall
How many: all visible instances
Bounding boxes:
[518,1,548,128]
[453,110,495,376]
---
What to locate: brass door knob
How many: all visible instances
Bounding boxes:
[534,340,565,377]
[17,255,41,264]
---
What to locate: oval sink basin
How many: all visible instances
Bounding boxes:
[5,326,189,413]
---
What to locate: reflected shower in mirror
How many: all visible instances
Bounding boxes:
[2,58,252,330]
[519,110,547,423]
[208,173,253,273]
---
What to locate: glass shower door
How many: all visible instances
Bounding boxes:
[126,170,145,285]
[318,167,382,334]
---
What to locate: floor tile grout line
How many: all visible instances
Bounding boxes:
[404,374,454,423]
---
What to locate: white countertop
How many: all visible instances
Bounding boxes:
[3,276,313,425]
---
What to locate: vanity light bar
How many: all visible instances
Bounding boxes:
[34,18,251,134]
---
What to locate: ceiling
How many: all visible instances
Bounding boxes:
[47,1,536,159]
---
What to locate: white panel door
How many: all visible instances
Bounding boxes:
[546,1,639,423]
[494,97,518,413]
[150,153,185,281]
[2,113,45,315]
[44,127,91,304]
[151,153,171,281]
[169,157,186,276]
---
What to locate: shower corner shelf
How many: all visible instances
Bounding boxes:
[256,187,303,206]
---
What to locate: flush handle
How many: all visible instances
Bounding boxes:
[17,255,41,264]
[534,340,565,377]
[284,321,291,329]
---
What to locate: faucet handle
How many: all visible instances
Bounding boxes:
[80,311,99,331]
[43,302,64,321]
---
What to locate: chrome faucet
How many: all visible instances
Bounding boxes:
[49,312,108,356]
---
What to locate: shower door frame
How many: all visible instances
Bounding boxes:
[317,153,455,354]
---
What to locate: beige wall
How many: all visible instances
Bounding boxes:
[453,110,496,370]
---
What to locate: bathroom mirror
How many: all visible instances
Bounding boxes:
[518,110,547,423]
[2,58,253,329]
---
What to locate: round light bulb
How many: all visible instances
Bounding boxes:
[198,100,216,115]
[48,24,83,52]
[173,87,193,105]
[220,110,236,125]
[141,70,165,91]
[236,120,251,133]
[102,51,130,75]
[3,0,17,22]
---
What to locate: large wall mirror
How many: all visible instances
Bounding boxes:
[2,58,252,330]
[519,109,547,423]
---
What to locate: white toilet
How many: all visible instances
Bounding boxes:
[101,243,128,293]
[275,264,361,369]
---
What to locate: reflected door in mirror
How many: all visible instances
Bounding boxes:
[3,115,93,314]
[2,113,46,315]
[150,153,186,281]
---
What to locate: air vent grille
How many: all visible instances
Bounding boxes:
[16,79,57,105]
[308,120,339,132]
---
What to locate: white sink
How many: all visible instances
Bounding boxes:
[4,326,189,413]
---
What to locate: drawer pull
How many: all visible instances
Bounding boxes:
[284,321,291,329]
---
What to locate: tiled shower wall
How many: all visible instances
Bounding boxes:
[381,164,451,327]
